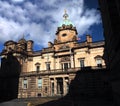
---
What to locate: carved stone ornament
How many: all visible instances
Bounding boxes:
[60,56,70,62]
[59,45,69,50]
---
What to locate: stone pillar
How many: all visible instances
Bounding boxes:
[64,77,69,95]
[54,78,57,95]
[71,54,74,68]
[58,57,60,69]
[62,63,64,71]
[54,55,56,71]
[50,79,54,96]
[63,77,66,95]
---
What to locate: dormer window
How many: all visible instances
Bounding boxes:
[62,33,67,37]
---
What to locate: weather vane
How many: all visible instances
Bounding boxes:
[63,9,69,20]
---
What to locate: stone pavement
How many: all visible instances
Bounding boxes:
[0,97,60,106]
[0,96,115,106]
[0,101,28,106]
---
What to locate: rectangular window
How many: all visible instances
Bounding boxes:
[23,79,28,89]
[62,63,71,71]
[46,63,50,70]
[80,59,85,67]
[36,66,40,71]
[38,78,42,88]
[64,63,68,70]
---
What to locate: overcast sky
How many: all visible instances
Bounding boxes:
[0,0,103,51]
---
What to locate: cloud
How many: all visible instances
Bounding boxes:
[0,0,101,50]
[11,0,25,3]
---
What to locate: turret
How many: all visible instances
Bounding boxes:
[4,40,17,52]
[18,38,27,51]
[55,10,78,43]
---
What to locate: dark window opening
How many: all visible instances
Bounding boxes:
[62,33,67,37]
[46,63,50,70]
[80,59,85,68]
[36,66,40,72]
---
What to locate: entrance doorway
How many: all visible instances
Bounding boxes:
[56,78,63,95]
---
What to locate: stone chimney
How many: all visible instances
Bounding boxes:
[86,35,92,43]
[27,40,33,52]
[48,42,53,47]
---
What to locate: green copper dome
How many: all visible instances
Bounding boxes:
[59,19,73,27]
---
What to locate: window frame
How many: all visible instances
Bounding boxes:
[61,62,71,71]
[46,62,51,70]
[36,65,40,72]
[35,62,40,72]
[79,58,85,68]
[23,79,28,89]
[96,58,102,68]
[37,78,42,89]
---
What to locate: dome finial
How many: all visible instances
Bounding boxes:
[63,9,69,20]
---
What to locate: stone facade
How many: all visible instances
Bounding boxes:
[0,12,105,98]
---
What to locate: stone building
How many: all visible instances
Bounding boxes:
[0,11,105,98]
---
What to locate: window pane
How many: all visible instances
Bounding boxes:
[46,63,50,70]
[23,79,28,89]
[80,59,84,67]
[96,59,102,64]
[38,78,42,88]
[64,63,68,71]
[36,66,40,71]
[96,58,102,67]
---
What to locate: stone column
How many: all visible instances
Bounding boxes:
[50,79,54,96]
[62,63,64,71]
[71,54,74,68]
[54,78,57,95]
[63,77,66,95]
